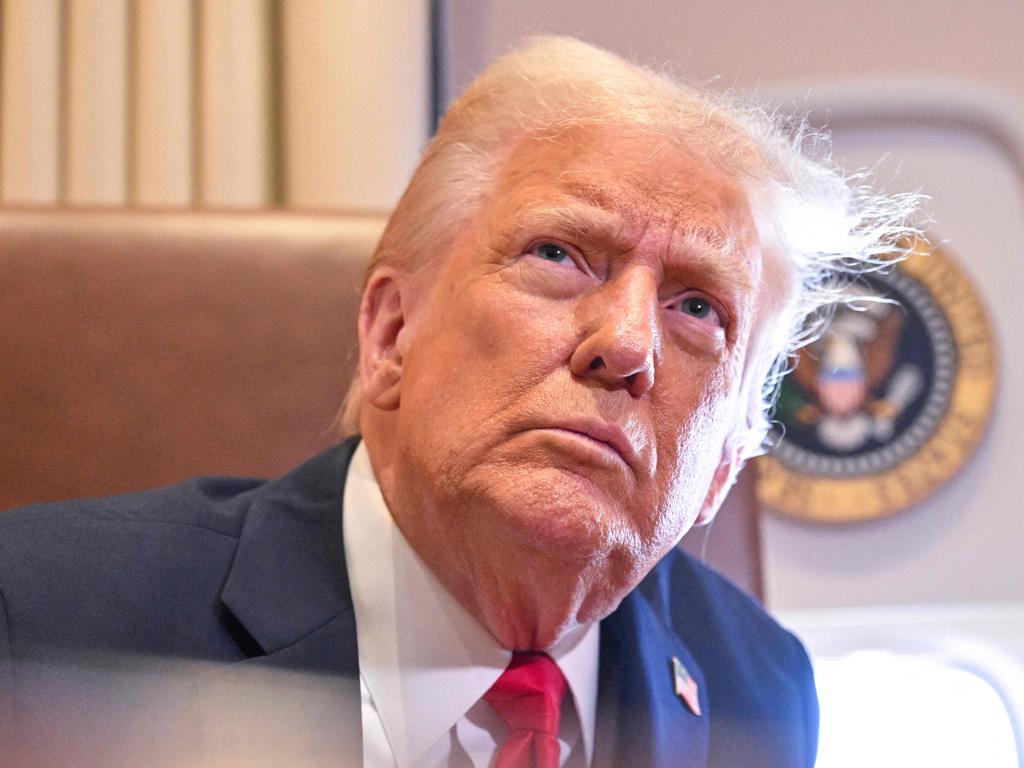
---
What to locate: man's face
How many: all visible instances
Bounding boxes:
[369,125,785,628]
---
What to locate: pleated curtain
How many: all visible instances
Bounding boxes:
[0,0,430,210]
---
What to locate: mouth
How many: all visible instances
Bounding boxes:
[528,418,642,475]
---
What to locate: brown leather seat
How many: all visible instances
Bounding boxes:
[0,207,762,599]
[0,208,386,509]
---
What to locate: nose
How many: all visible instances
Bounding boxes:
[569,268,660,397]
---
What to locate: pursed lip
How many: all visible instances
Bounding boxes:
[533,417,643,475]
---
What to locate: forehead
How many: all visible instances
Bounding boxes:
[486,124,760,255]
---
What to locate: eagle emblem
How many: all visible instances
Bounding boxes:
[789,296,923,453]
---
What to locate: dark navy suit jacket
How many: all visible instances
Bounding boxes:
[0,438,818,767]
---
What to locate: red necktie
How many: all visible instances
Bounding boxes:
[484,652,568,768]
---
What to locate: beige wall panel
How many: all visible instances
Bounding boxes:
[65,0,128,205]
[198,0,270,207]
[0,0,61,204]
[448,0,1024,107]
[282,0,429,210]
[134,0,193,206]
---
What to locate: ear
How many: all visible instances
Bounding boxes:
[694,442,745,527]
[358,268,408,412]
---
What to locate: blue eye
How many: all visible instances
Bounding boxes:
[680,296,711,318]
[532,242,570,263]
[672,295,723,327]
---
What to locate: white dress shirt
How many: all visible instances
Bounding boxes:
[343,442,600,768]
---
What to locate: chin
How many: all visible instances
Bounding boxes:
[474,464,637,563]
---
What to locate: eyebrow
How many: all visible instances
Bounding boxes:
[668,227,756,295]
[498,201,631,250]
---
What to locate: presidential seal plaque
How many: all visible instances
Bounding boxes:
[757,240,997,523]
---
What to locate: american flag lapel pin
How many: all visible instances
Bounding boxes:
[671,656,701,716]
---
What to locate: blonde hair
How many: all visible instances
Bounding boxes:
[338,36,922,457]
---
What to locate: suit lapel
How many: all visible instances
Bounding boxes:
[195,439,364,766]
[219,439,359,656]
[594,577,710,768]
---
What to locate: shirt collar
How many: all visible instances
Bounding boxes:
[343,442,599,767]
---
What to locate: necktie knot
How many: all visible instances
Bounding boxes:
[484,652,568,768]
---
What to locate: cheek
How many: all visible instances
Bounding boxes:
[449,281,578,391]
[399,282,577,444]
[648,369,737,536]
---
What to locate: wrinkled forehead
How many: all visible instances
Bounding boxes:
[487,123,762,250]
